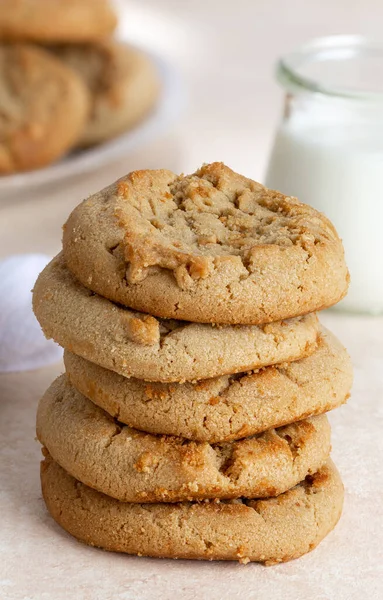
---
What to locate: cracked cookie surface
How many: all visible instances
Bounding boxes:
[37,376,331,502]
[32,254,319,382]
[64,326,352,442]
[41,456,344,564]
[63,162,349,324]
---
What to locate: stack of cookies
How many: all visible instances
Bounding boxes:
[0,0,159,173]
[33,163,353,565]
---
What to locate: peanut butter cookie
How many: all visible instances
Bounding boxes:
[0,44,89,173]
[32,254,319,382]
[41,456,344,564]
[51,42,160,146]
[0,0,116,43]
[63,163,349,324]
[64,326,352,442]
[37,376,331,502]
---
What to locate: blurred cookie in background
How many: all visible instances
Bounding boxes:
[0,44,90,173]
[0,0,117,43]
[51,42,161,146]
[0,3,164,175]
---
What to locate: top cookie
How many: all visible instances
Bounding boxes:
[63,163,349,325]
[0,0,117,43]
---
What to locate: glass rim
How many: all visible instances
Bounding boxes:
[277,34,383,102]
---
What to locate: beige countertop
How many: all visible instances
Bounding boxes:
[1,1,383,598]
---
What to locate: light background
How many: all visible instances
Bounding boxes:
[1,3,383,599]
[117,0,383,178]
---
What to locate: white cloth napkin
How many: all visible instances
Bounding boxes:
[0,254,63,373]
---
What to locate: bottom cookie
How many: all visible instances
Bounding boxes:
[41,456,343,564]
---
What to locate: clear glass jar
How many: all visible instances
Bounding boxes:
[266,35,383,315]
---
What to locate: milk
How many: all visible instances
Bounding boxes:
[266,120,383,314]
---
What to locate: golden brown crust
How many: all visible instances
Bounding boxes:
[0,0,117,43]
[36,376,332,502]
[32,254,320,382]
[64,326,353,442]
[0,44,89,173]
[63,163,349,324]
[41,456,344,564]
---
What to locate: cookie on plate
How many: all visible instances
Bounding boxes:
[0,0,116,43]
[32,254,319,382]
[0,44,89,174]
[63,162,349,324]
[64,326,352,442]
[51,42,160,146]
[41,456,344,564]
[37,376,331,502]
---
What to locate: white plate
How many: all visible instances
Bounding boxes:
[0,48,183,196]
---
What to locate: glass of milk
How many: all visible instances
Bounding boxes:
[266,35,383,314]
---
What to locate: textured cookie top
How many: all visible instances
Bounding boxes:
[32,254,319,382]
[63,163,349,324]
[65,326,353,442]
[0,0,117,43]
[0,44,89,173]
[115,163,338,286]
[37,375,331,503]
